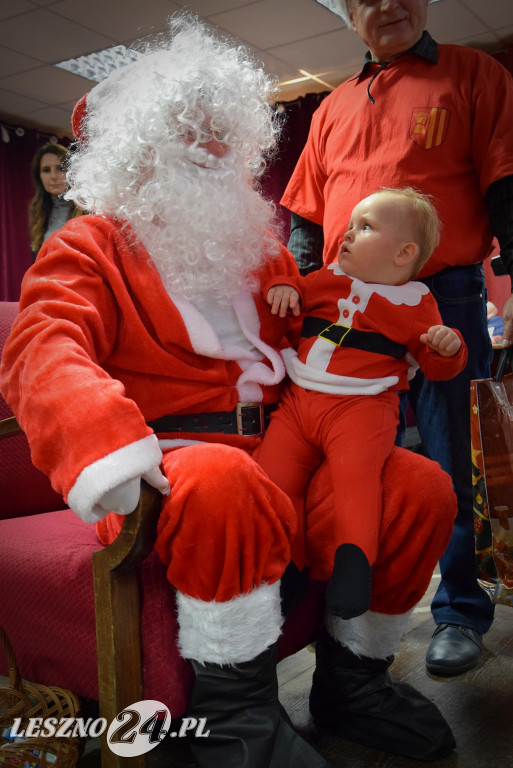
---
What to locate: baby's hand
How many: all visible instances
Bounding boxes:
[420,325,461,357]
[267,285,301,318]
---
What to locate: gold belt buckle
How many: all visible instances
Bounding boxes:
[236,402,264,436]
[319,323,351,346]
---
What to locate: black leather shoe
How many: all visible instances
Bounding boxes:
[426,623,482,676]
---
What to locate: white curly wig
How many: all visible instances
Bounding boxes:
[67,13,280,215]
[66,14,284,302]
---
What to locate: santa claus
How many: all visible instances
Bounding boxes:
[0,14,457,767]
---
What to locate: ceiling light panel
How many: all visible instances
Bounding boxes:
[55,45,138,83]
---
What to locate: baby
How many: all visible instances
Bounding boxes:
[257,187,467,619]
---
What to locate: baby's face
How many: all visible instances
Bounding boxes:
[338,193,415,284]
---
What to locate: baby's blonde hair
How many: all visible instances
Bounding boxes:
[374,187,441,275]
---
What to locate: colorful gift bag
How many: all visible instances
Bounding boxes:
[471,347,513,607]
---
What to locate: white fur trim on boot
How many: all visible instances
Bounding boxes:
[326,609,412,659]
[177,581,282,665]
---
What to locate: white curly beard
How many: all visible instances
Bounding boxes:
[129,147,279,305]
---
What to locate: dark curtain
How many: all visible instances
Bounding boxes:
[0,124,71,302]
[261,91,329,244]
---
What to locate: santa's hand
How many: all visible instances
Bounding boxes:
[142,466,170,495]
[95,476,142,516]
[95,467,169,516]
[420,325,461,357]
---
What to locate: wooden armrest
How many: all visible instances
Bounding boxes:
[0,416,22,439]
[94,479,162,573]
[92,481,162,768]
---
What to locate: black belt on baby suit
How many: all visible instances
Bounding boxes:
[301,315,407,359]
[147,403,276,437]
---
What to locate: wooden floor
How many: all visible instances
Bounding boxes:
[76,568,513,767]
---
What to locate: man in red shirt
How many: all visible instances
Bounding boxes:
[282,0,513,684]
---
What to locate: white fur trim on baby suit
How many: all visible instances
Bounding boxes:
[326,609,413,660]
[176,581,283,665]
[67,434,163,524]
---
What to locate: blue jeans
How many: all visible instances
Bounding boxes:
[398,263,495,634]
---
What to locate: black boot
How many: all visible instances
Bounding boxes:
[188,643,332,768]
[309,633,456,761]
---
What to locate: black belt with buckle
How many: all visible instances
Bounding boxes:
[301,316,407,359]
[147,403,276,437]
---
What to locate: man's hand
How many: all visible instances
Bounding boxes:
[501,293,513,348]
[420,325,462,357]
[267,285,301,318]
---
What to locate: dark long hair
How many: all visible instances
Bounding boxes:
[28,143,81,253]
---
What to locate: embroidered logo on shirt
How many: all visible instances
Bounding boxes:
[409,107,450,149]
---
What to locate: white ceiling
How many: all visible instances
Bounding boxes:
[1,0,513,139]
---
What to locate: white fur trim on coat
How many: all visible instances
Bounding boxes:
[232,292,285,401]
[326,609,413,660]
[167,290,285,403]
[67,434,163,524]
[176,581,283,665]
[330,263,430,306]
[282,347,399,396]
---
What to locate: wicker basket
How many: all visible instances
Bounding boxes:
[0,627,83,767]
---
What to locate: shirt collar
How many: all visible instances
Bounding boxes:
[351,30,438,82]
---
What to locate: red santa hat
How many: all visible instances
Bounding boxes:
[72,93,89,143]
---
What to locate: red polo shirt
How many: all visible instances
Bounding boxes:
[281,37,513,277]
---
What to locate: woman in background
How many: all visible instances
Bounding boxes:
[28,142,81,255]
